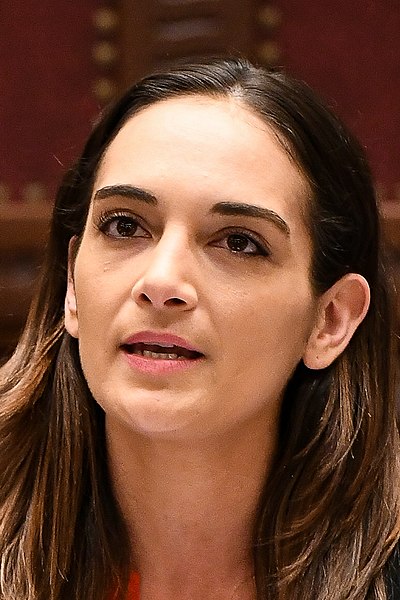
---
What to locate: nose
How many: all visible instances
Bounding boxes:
[131,229,198,312]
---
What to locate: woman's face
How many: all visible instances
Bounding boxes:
[66,96,318,440]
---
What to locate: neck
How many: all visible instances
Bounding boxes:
[107,418,276,600]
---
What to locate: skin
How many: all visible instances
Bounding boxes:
[65,96,368,599]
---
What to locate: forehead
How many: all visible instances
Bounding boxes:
[95,96,309,226]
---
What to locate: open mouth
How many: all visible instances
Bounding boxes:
[121,342,203,361]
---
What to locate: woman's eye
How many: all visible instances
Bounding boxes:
[98,214,150,239]
[213,232,269,257]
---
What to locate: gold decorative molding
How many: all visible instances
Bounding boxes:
[21,182,46,204]
[380,198,400,249]
[92,41,118,69]
[93,7,119,34]
[92,5,119,105]
[255,3,281,68]
[395,182,400,203]
[257,40,281,66]
[0,182,11,205]
[258,4,282,29]
[92,77,118,103]
[0,203,52,250]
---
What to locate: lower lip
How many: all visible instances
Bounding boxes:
[122,351,203,375]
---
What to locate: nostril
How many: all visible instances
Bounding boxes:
[139,293,152,304]
[165,297,186,307]
[137,293,186,307]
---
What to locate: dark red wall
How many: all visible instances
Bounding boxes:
[0,2,98,204]
[277,0,400,201]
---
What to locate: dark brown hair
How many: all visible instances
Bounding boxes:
[1,57,399,599]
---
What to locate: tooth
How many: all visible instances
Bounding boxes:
[141,350,179,359]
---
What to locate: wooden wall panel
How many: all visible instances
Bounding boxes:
[117,0,259,90]
[0,205,51,355]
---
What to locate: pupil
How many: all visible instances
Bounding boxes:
[116,218,136,236]
[227,234,248,252]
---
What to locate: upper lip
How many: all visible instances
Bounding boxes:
[121,330,203,354]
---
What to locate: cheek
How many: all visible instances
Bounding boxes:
[222,282,316,366]
[75,260,127,319]
[216,287,315,417]
[72,274,121,376]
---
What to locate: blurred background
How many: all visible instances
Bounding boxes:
[1,0,399,360]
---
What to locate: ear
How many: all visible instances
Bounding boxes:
[64,237,79,339]
[303,273,370,370]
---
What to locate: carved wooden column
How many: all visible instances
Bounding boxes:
[115,0,280,92]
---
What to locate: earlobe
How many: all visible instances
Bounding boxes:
[303,273,370,370]
[64,237,79,339]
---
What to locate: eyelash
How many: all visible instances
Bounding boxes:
[97,210,149,239]
[211,229,271,257]
[95,211,270,258]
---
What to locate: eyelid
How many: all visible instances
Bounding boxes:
[95,208,150,238]
[95,208,142,228]
[96,207,138,223]
[211,227,271,257]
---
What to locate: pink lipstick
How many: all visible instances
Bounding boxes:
[120,331,204,374]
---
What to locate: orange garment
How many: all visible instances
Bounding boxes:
[109,573,140,600]
[126,573,140,599]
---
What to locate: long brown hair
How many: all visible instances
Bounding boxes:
[1,57,399,599]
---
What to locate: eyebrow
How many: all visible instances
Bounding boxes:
[211,202,290,236]
[93,184,290,236]
[93,184,157,205]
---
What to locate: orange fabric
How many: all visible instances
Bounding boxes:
[108,573,140,600]
[127,573,140,599]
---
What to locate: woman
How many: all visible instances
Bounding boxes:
[0,57,399,599]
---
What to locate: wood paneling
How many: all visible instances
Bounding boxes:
[0,205,51,357]
[117,0,261,90]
